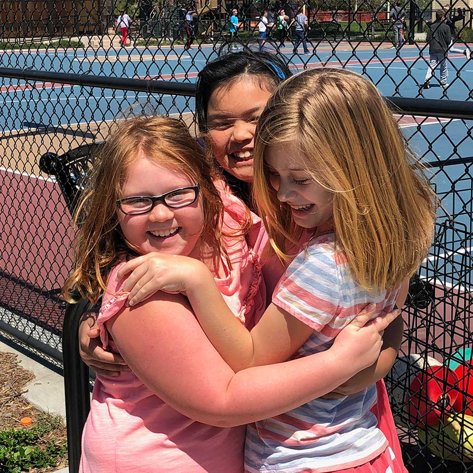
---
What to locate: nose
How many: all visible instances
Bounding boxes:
[231,120,255,144]
[148,202,174,221]
[276,180,294,203]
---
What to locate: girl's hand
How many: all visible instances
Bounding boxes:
[331,305,401,374]
[117,253,207,306]
[79,312,128,376]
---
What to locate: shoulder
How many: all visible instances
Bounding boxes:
[283,234,340,284]
[107,285,197,342]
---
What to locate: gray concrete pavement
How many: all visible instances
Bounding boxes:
[0,339,65,418]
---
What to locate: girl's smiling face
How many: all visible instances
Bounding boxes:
[266,142,334,232]
[117,153,205,258]
[206,77,273,183]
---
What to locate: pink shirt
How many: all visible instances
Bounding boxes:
[80,184,267,473]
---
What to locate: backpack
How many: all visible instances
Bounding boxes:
[277,15,287,30]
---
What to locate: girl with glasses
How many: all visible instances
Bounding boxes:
[64,115,396,473]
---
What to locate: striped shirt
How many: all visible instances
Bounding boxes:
[245,233,398,473]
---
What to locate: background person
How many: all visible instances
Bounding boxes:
[390,1,406,50]
[276,9,289,48]
[183,7,196,50]
[421,10,452,90]
[115,10,132,47]
[446,8,470,58]
[229,8,240,39]
[292,8,310,54]
[257,10,272,51]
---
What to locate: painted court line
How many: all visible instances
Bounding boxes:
[0,166,53,181]
[74,54,183,62]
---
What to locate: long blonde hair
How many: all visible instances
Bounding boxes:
[63,116,226,304]
[254,68,436,291]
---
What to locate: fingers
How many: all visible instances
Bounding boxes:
[121,264,150,293]
[349,304,376,328]
[87,326,100,338]
[84,352,130,376]
[117,255,149,280]
[371,309,401,332]
[128,281,157,306]
[80,344,128,374]
[93,365,130,377]
[89,347,127,365]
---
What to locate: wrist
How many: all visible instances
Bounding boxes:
[185,260,213,295]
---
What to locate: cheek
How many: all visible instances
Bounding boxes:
[179,206,206,235]
[269,174,280,191]
[208,130,230,159]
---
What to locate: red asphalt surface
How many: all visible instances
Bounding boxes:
[0,169,73,289]
[0,168,74,332]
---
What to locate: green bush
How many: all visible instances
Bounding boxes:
[459,27,473,43]
[0,415,67,473]
[0,39,83,50]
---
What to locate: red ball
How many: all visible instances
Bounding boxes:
[453,364,473,415]
[409,366,462,427]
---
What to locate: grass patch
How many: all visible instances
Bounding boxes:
[0,414,67,473]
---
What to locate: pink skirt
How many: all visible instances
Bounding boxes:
[372,380,408,473]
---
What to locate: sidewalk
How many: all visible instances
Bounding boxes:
[0,338,68,473]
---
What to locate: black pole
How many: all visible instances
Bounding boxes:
[408,0,416,43]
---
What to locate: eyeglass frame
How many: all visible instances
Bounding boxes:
[116,185,200,215]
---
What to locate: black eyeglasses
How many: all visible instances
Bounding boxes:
[117,185,200,215]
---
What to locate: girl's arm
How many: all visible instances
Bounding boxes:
[118,254,403,376]
[120,254,313,371]
[325,278,408,396]
[107,291,397,427]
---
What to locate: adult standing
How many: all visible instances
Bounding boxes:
[293,9,310,54]
[115,10,132,47]
[184,7,195,50]
[390,1,405,50]
[421,11,452,90]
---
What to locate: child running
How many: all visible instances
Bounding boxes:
[64,115,395,472]
[119,69,435,472]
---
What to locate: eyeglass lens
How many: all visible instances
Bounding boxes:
[119,187,198,214]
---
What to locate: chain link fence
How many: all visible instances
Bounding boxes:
[1,0,473,471]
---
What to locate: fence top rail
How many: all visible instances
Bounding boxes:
[0,66,196,97]
[1,67,472,119]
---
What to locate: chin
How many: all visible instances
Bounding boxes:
[230,168,254,183]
